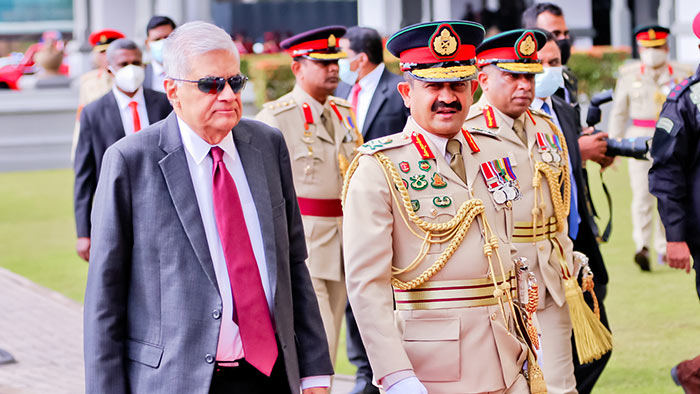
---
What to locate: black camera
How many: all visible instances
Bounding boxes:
[586,90,651,160]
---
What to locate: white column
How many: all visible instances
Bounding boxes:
[432,0,453,21]
[673,0,700,64]
[610,0,632,47]
[358,0,402,36]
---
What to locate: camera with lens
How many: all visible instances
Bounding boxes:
[585,90,651,160]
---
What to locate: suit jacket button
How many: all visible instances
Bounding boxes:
[212,309,221,319]
[205,354,214,364]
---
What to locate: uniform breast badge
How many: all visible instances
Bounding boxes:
[430,173,448,188]
[399,161,411,173]
[409,174,429,190]
[480,159,520,205]
[535,132,562,164]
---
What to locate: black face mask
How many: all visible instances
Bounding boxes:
[556,38,572,65]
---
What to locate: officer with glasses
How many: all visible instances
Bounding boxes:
[256,26,363,370]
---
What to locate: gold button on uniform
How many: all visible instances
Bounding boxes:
[491,313,497,321]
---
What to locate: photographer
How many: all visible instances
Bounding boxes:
[608,25,693,271]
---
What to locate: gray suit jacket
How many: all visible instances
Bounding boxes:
[335,67,409,141]
[84,113,333,393]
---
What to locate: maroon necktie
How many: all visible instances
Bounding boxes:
[210,146,278,376]
[350,83,361,114]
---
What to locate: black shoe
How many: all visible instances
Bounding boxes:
[634,247,651,272]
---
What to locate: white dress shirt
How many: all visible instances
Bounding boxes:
[349,63,385,134]
[177,116,329,389]
[151,61,167,93]
[112,86,150,135]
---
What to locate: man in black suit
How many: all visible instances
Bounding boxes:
[336,26,409,142]
[531,31,611,394]
[73,38,171,262]
[335,26,409,394]
[143,15,176,93]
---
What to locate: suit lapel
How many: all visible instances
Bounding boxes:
[104,91,126,140]
[232,123,278,296]
[362,69,390,136]
[144,89,164,125]
[157,113,219,292]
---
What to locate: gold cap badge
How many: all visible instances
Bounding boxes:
[328,34,336,48]
[518,35,536,57]
[429,24,460,60]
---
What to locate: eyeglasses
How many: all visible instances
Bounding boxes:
[168,75,248,94]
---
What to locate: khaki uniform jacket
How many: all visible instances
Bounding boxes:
[608,60,693,139]
[256,85,360,281]
[343,117,527,393]
[78,69,113,107]
[464,96,574,309]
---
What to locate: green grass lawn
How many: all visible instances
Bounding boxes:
[1,163,699,392]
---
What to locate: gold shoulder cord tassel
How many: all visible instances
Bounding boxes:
[553,240,613,364]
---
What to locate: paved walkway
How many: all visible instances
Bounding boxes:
[0,268,355,393]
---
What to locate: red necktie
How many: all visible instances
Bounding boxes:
[350,83,362,114]
[128,101,141,132]
[210,147,278,376]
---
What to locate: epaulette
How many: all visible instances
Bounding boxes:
[464,106,484,121]
[262,99,298,115]
[468,127,501,140]
[667,74,699,102]
[618,61,641,75]
[356,133,412,155]
[330,96,351,107]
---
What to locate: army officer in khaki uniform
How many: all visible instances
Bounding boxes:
[256,26,362,365]
[466,29,580,394]
[343,21,533,394]
[608,25,693,270]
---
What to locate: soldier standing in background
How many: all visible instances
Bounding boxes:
[256,26,362,368]
[608,25,693,271]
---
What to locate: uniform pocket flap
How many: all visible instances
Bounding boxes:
[126,339,164,368]
[403,318,460,342]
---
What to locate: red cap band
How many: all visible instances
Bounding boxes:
[477,47,538,65]
[400,45,475,65]
[287,38,336,57]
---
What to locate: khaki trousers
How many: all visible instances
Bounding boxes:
[311,276,346,365]
[538,293,578,394]
[627,157,666,254]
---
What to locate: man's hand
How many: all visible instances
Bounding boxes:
[302,388,328,394]
[579,130,609,165]
[76,237,91,262]
[667,241,692,273]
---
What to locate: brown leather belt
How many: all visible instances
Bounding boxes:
[393,272,516,310]
[297,197,343,217]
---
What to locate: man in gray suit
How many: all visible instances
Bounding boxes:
[84,21,333,394]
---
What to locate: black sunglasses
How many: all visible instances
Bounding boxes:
[169,75,248,94]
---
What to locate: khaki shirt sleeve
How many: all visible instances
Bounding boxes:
[255,108,280,129]
[343,154,414,381]
[607,72,629,139]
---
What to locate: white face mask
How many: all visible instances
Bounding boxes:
[534,66,564,98]
[338,55,360,85]
[149,39,165,64]
[640,48,668,68]
[112,64,145,93]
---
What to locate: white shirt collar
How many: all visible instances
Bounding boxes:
[112,85,146,110]
[152,61,165,76]
[177,115,238,166]
[358,63,384,90]
[531,96,553,112]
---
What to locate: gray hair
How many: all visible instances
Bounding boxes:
[162,21,238,79]
[106,38,141,66]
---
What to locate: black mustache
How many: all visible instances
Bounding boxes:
[431,101,462,112]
